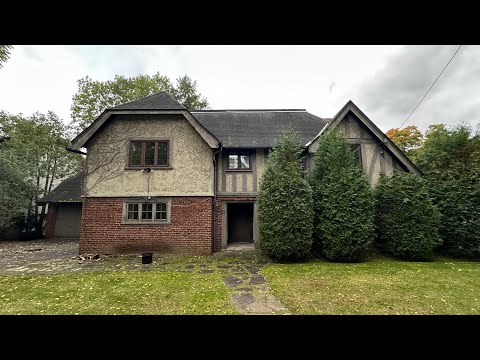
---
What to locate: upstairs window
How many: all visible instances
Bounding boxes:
[228,151,251,170]
[129,140,169,168]
[349,144,362,165]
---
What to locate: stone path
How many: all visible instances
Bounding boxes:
[0,239,289,315]
[214,251,288,314]
[215,252,289,314]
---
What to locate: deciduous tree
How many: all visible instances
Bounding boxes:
[0,111,84,231]
[386,125,423,162]
[70,73,209,133]
[0,45,13,68]
[0,139,37,232]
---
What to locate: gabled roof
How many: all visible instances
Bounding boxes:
[38,172,84,204]
[68,92,219,152]
[192,110,330,148]
[108,92,187,111]
[308,100,422,175]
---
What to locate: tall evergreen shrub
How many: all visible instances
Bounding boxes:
[258,130,313,261]
[310,131,374,262]
[416,124,480,258]
[428,179,480,258]
[374,173,442,260]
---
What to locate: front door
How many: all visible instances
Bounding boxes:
[228,203,253,243]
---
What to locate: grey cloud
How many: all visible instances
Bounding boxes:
[355,45,480,131]
[66,45,150,78]
[23,46,43,61]
[328,81,336,94]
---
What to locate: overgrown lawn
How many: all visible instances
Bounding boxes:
[262,256,480,314]
[0,271,236,315]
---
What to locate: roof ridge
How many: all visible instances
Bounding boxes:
[191,109,307,112]
[108,91,186,110]
[162,91,187,108]
[107,91,167,109]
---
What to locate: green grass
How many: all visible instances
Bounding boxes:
[262,256,480,314]
[0,271,236,315]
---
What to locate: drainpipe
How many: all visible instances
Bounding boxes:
[211,144,223,254]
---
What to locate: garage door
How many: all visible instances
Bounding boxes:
[54,203,82,238]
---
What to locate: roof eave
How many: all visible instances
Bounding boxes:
[305,123,330,148]
[307,100,423,176]
[69,109,220,150]
[38,199,82,204]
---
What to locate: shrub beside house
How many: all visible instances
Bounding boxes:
[42,93,423,256]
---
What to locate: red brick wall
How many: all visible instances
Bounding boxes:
[44,203,57,239]
[80,197,213,255]
[213,197,257,252]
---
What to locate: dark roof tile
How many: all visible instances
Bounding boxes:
[109,91,186,111]
[192,110,329,148]
[39,172,83,203]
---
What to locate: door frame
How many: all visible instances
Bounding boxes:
[221,200,259,249]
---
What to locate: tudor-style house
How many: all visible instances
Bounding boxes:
[42,92,421,255]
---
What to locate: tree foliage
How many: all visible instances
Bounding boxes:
[374,173,441,261]
[428,180,480,258]
[0,111,84,231]
[0,45,13,69]
[416,123,480,258]
[310,131,374,262]
[386,125,423,162]
[0,141,37,231]
[70,73,209,133]
[258,130,313,261]
[417,123,480,180]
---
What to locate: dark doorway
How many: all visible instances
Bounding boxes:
[227,203,254,243]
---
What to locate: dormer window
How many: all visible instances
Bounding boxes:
[129,140,169,168]
[228,151,251,170]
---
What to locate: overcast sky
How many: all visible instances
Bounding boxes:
[0,45,477,133]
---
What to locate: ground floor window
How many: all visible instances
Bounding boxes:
[123,198,171,224]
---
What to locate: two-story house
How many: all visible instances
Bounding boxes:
[42,92,421,255]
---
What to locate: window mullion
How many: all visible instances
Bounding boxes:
[141,142,146,166]
[129,142,133,166]
[154,142,158,167]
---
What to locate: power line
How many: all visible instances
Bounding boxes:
[399,45,462,128]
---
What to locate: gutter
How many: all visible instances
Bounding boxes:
[66,146,87,155]
[305,123,329,148]
[211,144,223,254]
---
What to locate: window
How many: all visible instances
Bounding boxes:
[349,144,362,165]
[227,151,251,170]
[129,140,169,168]
[127,203,139,220]
[123,200,170,224]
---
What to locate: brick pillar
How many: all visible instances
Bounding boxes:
[44,203,57,239]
